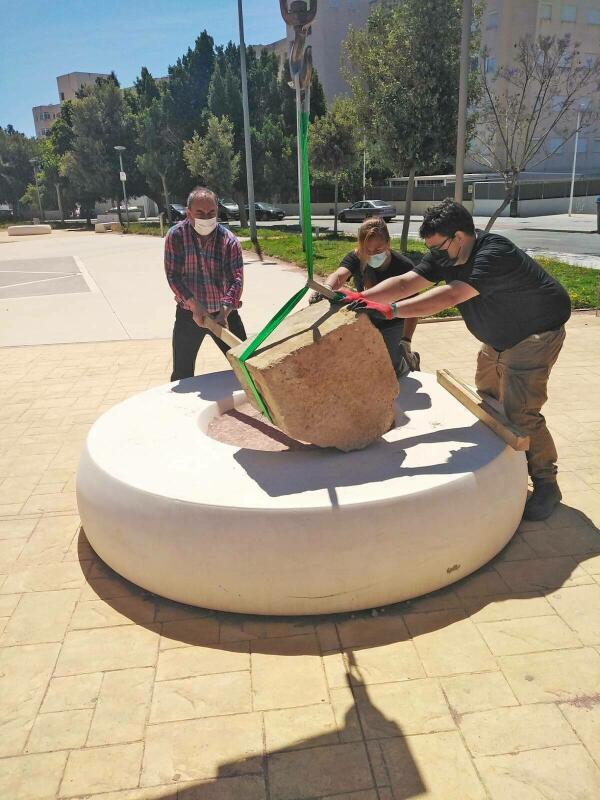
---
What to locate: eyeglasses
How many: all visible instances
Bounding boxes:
[426,235,454,256]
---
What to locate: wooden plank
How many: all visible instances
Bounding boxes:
[436,369,530,452]
[306,278,341,301]
[192,302,242,349]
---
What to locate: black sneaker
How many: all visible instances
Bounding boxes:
[523,481,562,521]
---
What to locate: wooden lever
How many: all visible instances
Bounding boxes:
[193,302,243,349]
[437,369,529,451]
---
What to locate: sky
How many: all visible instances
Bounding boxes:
[0,0,287,136]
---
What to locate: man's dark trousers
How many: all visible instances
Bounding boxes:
[170,305,247,381]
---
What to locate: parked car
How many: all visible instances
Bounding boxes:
[245,202,286,221]
[109,205,141,214]
[168,203,229,223]
[338,200,397,223]
[219,199,240,220]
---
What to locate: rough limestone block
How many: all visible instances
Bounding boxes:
[7,224,51,236]
[94,223,107,233]
[111,223,123,233]
[227,303,398,451]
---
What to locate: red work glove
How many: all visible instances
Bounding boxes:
[347,298,396,320]
[330,288,365,304]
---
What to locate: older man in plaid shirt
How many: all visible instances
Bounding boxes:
[164,186,246,381]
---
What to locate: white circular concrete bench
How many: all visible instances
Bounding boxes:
[76,371,528,615]
[7,224,52,236]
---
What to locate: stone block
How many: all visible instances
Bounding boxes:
[94,223,107,233]
[7,224,51,236]
[111,222,123,232]
[227,303,398,451]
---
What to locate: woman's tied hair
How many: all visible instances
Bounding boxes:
[357,217,390,264]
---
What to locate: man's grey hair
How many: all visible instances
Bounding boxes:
[186,186,218,208]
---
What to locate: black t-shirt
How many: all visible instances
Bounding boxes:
[341,249,415,329]
[413,230,571,350]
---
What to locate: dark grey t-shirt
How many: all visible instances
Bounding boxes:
[413,230,571,350]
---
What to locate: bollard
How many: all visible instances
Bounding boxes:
[596,196,600,234]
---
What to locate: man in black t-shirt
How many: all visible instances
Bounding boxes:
[337,200,571,522]
[310,217,420,376]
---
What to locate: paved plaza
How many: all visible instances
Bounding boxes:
[1,229,600,799]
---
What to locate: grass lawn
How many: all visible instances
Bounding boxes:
[240,229,599,316]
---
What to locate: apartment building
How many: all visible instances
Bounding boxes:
[478,1,600,175]
[32,71,109,138]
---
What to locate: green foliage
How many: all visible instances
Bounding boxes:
[183,115,240,197]
[0,126,38,215]
[239,231,599,314]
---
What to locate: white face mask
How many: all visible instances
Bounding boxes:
[192,216,217,236]
[368,252,387,269]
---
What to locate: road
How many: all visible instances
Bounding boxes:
[240,216,600,260]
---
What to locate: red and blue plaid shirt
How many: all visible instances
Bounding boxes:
[164,219,244,313]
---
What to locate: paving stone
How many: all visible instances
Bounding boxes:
[523,524,600,558]
[381,731,486,799]
[251,634,328,710]
[0,751,67,800]
[353,678,454,738]
[559,701,600,768]
[322,650,350,689]
[0,642,60,756]
[336,612,408,649]
[0,588,79,645]
[25,708,93,752]
[459,704,577,756]
[267,742,373,800]
[462,592,555,622]
[263,703,340,751]
[171,775,267,800]
[476,615,582,655]
[475,744,600,799]
[0,592,21,616]
[404,610,497,676]
[0,517,38,540]
[150,670,252,724]
[69,595,156,630]
[41,672,103,713]
[60,742,144,797]
[348,640,425,685]
[156,642,250,681]
[495,556,594,591]
[159,617,220,649]
[87,667,154,746]
[452,568,511,598]
[1,561,87,594]
[499,647,600,703]
[55,626,158,675]
[547,584,600,645]
[441,671,519,715]
[140,713,263,786]
[330,687,363,743]
[219,617,313,642]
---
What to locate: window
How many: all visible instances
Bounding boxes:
[44,112,51,119]
[593,138,600,153]
[60,92,65,101]
[578,96,592,110]
[577,137,588,153]
[582,52,597,67]
[486,11,499,29]
[552,95,566,111]
[540,3,552,19]
[485,56,497,73]
[587,9,600,23]
[549,136,565,152]
[561,5,576,22]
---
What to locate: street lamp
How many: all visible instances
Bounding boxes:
[29,157,45,221]
[237,0,257,243]
[114,145,130,226]
[568,100,589,217]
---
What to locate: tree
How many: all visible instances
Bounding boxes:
[183,115,240,198]
[472,34,600,230]
[0,126,38,217]
[61,78,143,223]
[344,0,479,251]
[136,95,181,222]
[309,98,359,235]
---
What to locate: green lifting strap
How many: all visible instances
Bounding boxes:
[238,109,315,422]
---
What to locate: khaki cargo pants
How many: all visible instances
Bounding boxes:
[475,326,566,483]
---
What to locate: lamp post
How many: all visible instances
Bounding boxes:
[29,158,45,221]
[568,110,582,217]
[455,0,472,204]
[114,145,130,226]
[237,0,257,243]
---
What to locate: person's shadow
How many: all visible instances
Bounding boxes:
[78,501,600,799]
